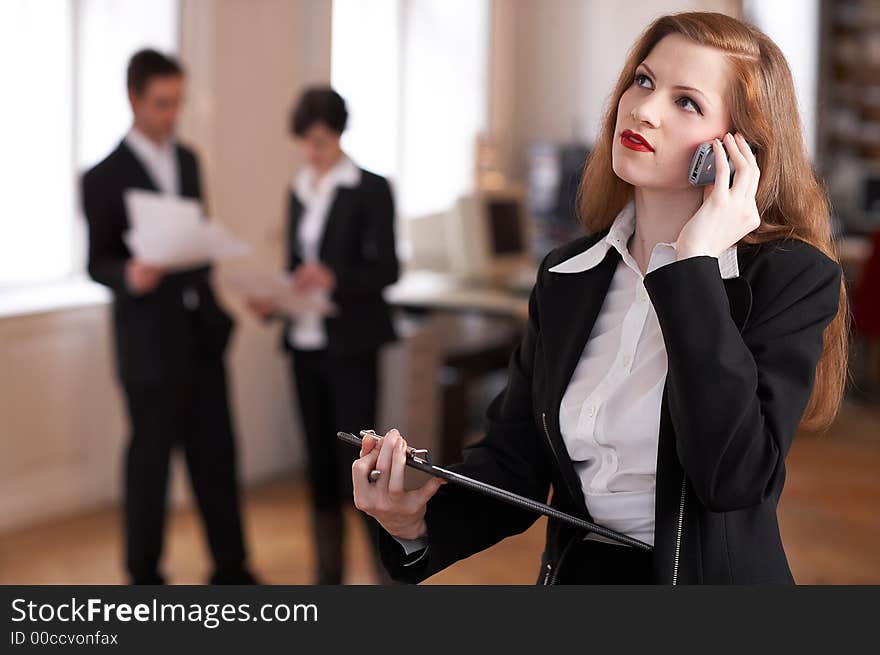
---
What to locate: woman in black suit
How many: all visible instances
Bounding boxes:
[351,13,849,584]
[251,87,399,584]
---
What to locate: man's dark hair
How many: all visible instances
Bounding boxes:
[127,49,183,96]
[291,86,348,137]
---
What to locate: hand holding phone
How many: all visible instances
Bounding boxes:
[688,135,757,187]
[678,132,762,260]
[688,141,736,186]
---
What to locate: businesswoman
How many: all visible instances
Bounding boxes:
[250,87,399,584]
[352,12,848,584]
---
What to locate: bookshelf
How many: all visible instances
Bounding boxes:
[817,0,880,232]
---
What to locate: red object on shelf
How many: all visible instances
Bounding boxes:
[853,231,880,338]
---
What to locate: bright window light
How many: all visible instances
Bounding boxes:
[331,0,489,219]
[0,0,178,289]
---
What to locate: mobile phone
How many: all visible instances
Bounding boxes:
[688,141,736,187]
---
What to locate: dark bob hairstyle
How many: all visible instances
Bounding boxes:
[290,86,348,137]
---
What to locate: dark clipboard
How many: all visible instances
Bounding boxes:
[337,430,653,552]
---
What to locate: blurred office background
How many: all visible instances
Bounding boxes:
[0,0,878,584]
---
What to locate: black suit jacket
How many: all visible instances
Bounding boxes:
[282,168,399,355]
[378,233,842,584]
[82,140,233,384]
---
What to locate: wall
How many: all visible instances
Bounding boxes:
[0,306,125,531]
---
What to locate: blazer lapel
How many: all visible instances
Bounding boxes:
[176,145,199,199]
[318,187,357,262]
[287,192,304,266]
[117,141,160,192]
[541,244,620,516]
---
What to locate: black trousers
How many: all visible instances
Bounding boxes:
[290,348,390,583]
[121,355,247,584]
[555,538,654,584]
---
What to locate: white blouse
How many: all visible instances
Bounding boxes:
[288,154,361,350]
[549,201,739,546]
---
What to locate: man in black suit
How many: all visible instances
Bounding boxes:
[81,49,255,585]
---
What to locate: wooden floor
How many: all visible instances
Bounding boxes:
[2,401,878,585]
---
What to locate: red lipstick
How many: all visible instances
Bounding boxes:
[621,129,654,152]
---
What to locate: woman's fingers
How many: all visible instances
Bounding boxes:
[350,428,442,540]
[736,133,761,196]
[353,438,380,480]
[352,439,381,511]
[387,437,408,495]
[711,137,730,197]
[294,265,321,291]
[374,429,400,491]
[360,433,378,457]
[725,132,754,195]
[723,132,751,195]
[354,432,380,474]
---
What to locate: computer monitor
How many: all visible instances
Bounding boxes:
[445,189,533,283]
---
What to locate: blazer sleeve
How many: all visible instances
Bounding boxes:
[332,177,400,299]
[377,255,554,583]
[82,169,129,297]
[643,242,842,513]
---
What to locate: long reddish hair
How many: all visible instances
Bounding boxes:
[578,12,848,432]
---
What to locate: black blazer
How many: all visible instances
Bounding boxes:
[378,232,842,584]
[82,140,233,384]
[282,168,399,355]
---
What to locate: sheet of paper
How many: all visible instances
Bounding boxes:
[222,270,337,318]
[123,189,250,270]
[124,189,202,233]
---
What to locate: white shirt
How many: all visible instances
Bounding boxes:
[288,154,361,350]
[125,127,179,195]
[548,200,739,546]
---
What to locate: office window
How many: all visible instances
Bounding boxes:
[0,0,178,289]
[331,0,401,182]
[0,2,74,287]
[77,0,179,170]
[331,0,489,219]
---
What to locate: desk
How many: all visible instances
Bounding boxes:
[385,271,529,463]
[431,314,522,463]
[385,270,531,321]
